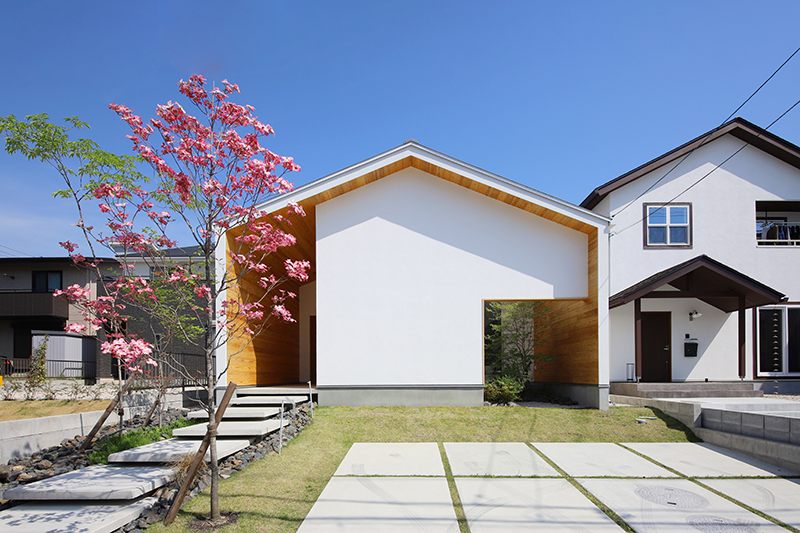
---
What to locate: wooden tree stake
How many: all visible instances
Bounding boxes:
[79,373,137,451]
[164,382,237,526]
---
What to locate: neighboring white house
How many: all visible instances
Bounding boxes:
[219,141,611,408]
[582,117,799,393]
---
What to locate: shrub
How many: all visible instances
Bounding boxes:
[484,376,524,404]
[28,335,49,387]
[89,418,199,464]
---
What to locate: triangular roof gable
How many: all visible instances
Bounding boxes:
[581,117,800,210]
[255,140,609,235]
[609,254,785,312]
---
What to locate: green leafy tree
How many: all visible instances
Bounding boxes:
[485,301,551,383]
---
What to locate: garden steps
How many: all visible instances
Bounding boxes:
[186,406,281,420]
[0,496,157,533]
[230,395,308,407]
[1,465,174,501]
[172,419,289,438]
[107,437,253,464]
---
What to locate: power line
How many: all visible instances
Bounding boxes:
[612,45,800,219]
[612,96,800,239]
[0,243,37,258]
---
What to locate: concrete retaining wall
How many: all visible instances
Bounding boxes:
[0,391,184,463]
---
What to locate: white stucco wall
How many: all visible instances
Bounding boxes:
[604,135,800,299]
[315,167,590,388]
[599,134,800,381]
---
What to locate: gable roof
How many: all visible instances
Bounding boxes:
[255,140,610,233]
[581,117,800,210]
[609,254,785,312]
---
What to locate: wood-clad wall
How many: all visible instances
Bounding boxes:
[225,200,317,386]
[536,230,599,384]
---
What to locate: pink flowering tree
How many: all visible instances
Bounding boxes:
[0,76,309,521]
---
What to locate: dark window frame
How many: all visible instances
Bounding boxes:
[31,270,63,293]
[643,202,693,249]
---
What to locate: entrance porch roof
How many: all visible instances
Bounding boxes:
[609,255,785,312]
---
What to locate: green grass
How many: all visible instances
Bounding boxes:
[145,405,699,533]
[89,418,200,464]
[0,399,111,421]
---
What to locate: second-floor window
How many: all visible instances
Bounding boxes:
[32,271,62,293]
[644,203,691,248]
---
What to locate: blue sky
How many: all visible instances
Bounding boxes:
[2,1,800,257]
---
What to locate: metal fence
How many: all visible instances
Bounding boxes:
[1,358,96,379]
[129,352,212,390]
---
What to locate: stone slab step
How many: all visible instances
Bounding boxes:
[236,387,314,396]
[172,418,289,438]
[1,465,173,501]
[108,438,252,464]
[0,496,157,533]
[231,395,308,406]
[187,407,281,420]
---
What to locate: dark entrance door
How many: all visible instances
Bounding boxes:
[641,312,671,382]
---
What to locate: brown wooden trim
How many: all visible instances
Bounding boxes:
[739,294,746,378]
[582,117,800,210]
[752,307,758,379]
[634,298,642,381]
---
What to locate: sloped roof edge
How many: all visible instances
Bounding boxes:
[609,254,785,311]
[581,117,800,210]
[255,140,610,226]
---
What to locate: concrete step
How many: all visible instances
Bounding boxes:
[231,395,308,407]
[0,496,157,533]
[187,407,281,420]
[108,438,252,464]
[638,383,758,391]
[236,386,314,397]
[642,390,765,399]
[172,419,289,438]
[1,465,174,501]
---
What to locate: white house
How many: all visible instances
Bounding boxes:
[219,141,611,408]
[582,117,800,393]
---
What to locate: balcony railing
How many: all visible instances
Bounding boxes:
[0,291,69,318]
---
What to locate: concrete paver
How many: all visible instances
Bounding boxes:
[0,496,157,533]
[455,478,622,532]
[335,443,444,476]
[578,478,786,532]
[107,437,252,463]
[623,442,795,477]
[1,465,174,501]
[444,442,559,477]
[701,478,800,528]
[533,443,678,478]
[171,418,288,438]
[296,477,458,532]
[187,407,281,419]
[231,395,307,406]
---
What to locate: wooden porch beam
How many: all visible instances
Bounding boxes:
[638,290,740,299]
[738,294,746,379]
[634,298,642,382]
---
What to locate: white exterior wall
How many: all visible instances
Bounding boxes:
[316,167,589,388]
[600,134,800,381]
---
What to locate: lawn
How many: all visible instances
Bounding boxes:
[148,405,699,532]
[0,400,110,422]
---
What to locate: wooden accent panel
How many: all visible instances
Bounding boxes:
[536,230,599,385]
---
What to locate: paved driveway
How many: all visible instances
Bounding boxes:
[298,442,800,532]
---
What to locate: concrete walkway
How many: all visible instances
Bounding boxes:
[299,442,800,532]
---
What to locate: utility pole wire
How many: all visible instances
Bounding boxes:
[612,45,800,220]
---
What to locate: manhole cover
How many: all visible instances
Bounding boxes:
[634,486,709,509]
[686,515,757,533]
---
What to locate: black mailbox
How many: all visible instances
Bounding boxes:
[684,340,698,357]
